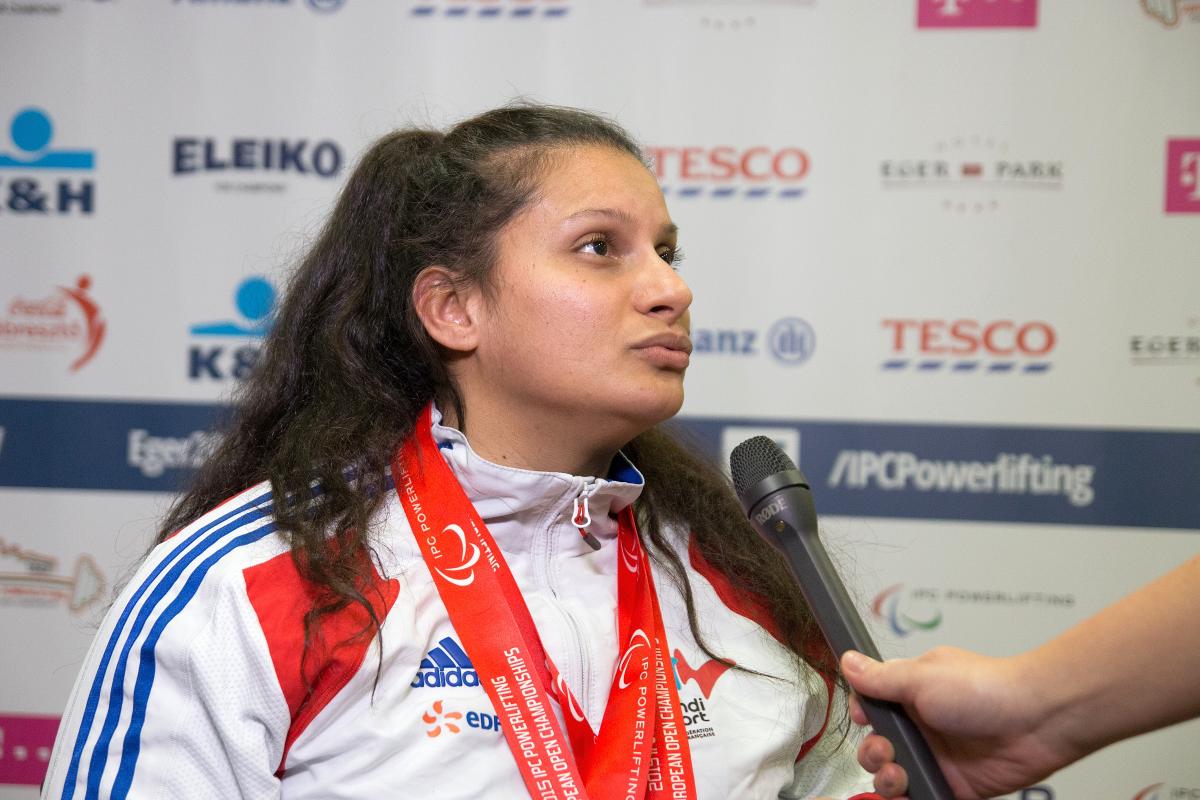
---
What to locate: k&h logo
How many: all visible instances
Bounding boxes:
[0,107,95,215]
[917,0,1038,28]
[1165,139,1200,214]
[188,276,276,382]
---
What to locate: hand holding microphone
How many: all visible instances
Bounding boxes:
[730,436,954,800]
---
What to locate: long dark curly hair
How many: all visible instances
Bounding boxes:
[160,102,844,732]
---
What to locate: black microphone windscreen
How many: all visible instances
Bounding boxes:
[730,435,798,497]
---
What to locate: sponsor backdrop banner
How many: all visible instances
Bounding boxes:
[1,1,1197,797]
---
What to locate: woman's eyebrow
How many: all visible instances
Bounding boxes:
[565,207,678,238]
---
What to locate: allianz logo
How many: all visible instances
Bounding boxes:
[411,635,480,689]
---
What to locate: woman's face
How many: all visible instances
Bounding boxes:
[470,144,692,440]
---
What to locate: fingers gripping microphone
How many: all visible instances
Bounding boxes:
[730,436,953,800]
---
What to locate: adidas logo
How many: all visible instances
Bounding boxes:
[411,636,480,689]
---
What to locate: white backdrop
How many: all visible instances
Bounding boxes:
[1,1,1198,798]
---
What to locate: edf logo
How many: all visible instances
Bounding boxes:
[1165,139,1200,214]
[645,145,810,200]
[188,276,275,381]
[0,108,95,215]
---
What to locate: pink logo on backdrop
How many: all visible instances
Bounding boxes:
[0,715,59,786]
[1166,139,1200,213]
[917,0,1038,28]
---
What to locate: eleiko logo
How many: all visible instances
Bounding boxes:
[646,145,810,200]
[881,137,1062,213]
[0,275,106,372]
[693,317,816,365]
[1165,139,1200,213]
[422,700,463,737]
[1142,0,1200,27]
[412,636,479,689]
[411,1,569,18]
[172,135,341,194]
[0,107,95,215]
[917,0,1038,28]
[671,649,732,699]
[871,585,943,637]
[0,538,105,614]
[188,276,275,381]
[880,318,1055,373]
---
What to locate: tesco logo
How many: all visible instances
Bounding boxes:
[645,145,810,199]
[881,318,1056,374]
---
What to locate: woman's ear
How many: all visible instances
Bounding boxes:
[412,266,483,354]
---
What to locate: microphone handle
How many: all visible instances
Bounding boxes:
[768,513,954,800]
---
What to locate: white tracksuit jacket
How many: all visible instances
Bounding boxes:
[43,409,878,799]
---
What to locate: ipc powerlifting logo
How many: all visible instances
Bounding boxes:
[0,107,95,215]
[1133,783,1200,800]
[187,276,275,381]
[871,584,1074,638]
[1143,0,1200,27]
[646,145,810,200]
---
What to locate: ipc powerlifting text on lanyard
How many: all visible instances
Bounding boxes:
[390,406,697,800]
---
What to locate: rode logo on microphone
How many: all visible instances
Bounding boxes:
[881,318,1056,374]
[752,496,787,526]
[645,145,810,200]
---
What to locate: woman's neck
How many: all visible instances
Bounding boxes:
[440,400,621,478]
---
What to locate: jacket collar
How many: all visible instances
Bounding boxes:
[428,405,645,552]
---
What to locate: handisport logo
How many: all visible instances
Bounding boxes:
[871,585,1074,638]
[917,0,1038,28]
[880,318,1055,373]
[412,636,479,688]
[693,317,815,365]
[1165,139,1200,213]
[0,538,105,614]
[127,428,220,478]
[671,649,732,700]
[881,136,1061,213]
[828,450,1096,507]
[0,275,106,372]
[187,276,275,381]
[1143,0,1200,27]
[646,145,810,200]
[0,107,95,215]
[410,0,570,18]
[171,0,345,14]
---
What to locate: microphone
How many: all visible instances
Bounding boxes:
[730,436,953,800]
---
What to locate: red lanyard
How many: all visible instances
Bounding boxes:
[391,406,696,800]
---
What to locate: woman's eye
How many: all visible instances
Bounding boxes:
[659,246,685,268]
[580,236,610,257]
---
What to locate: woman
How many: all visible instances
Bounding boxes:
[43,104,878,799]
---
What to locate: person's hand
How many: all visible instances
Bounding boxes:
[840,648,1077,800]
